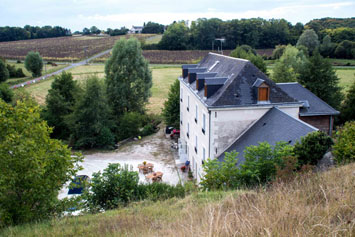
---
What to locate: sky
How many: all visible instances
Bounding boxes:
[1,0,354,31]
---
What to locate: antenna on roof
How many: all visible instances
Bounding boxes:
[215,38,225,55]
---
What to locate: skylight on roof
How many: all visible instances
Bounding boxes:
[208,61,219,72]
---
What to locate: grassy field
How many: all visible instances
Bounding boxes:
[2,162,354,236]
[336,68,355,92]
[144,35,163,45]
[23,64,181,114]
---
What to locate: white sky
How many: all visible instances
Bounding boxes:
[0,0,354,31]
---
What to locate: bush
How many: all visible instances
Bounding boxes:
[294,131,333,166]
[239,141,294,186]
[0,83,13,103]
[334,40,355,59]
[84,163,140,211]
[140,183,185,201]
[6,64,25,78]
[0,59,9,82]
[333,121,355,164]
[117,112,143,140]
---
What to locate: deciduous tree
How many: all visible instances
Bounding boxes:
[0,100,82,225]
[105,38,152,118]
[162,79,180,128]
[296,29,320,54]
[24,51,43,77]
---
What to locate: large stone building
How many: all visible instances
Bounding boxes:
[178,53,338,182]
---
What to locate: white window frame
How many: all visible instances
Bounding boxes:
[195,104,198,123]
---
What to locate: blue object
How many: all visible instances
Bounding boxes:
[68,175,90,195]
[185,160,190,166]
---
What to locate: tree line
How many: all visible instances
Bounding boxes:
[0,25,71,42]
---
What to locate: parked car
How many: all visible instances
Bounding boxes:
[68,175,90,195]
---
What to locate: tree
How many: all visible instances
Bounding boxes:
[230,45,267,74]
[158,22,190,50]
[82,27,90,35]
[24,51,43,77]
[105,38,152,118]
[334,40,355,59]
[0,83,13,103]
[67,76,115,149]
[162,79,180,128]
[0,100,82,225]
[296,29,320,54]
[0,59,9,82]
[319,35,336,58]
[90,26,100,34]
[141,22,164,34]
[339,80,355,123]
[271,45,308,83]
[42,72,80,139]
[272,45,287,59]
[298,51,343,109]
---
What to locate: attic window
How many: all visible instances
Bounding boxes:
[208,61,219,72]
[258,87,269,101]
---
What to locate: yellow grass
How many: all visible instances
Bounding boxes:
[2,163,354,236]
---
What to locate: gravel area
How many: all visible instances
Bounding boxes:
[59,128,183,199]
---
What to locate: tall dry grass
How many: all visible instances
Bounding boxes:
[2,163,354,236]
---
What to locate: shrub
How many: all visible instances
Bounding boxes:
[140,183,185,201]
[0,59,9,82]
[0,83,13,103]
[84,163,140,211]
[333,121,355,164]
[6,64,25,78]
[239,141,294,186]
[272,45,287,59]
[117,112,144,140]
[294,131,333,167]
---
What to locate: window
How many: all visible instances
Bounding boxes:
[215,111,217,118]
[258,87,269,101]
[195,135,198,154]
[195,104,198,123]
[180,88,183,102]
[187,95,190,111]
[202,113,206,134]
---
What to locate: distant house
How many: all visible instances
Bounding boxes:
[178,53,339,182]
[128,26,143,34]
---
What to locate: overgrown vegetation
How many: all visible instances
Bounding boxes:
[333,121,355,164]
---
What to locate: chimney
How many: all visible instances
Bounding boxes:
[204,77,228,98]
[182,64,198,78]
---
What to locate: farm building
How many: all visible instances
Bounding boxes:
[128,26,143,34]
[178,53,339,182]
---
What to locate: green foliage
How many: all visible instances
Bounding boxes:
[66,76,115,149]
[323,27,355,43]
[42,72,80,139]
[0,83,13,103]
[162,79,180,128]
[333,121,355,164]
[24,51,43,77]
[298,51,343,109]
[84,164,140,211]
[240,142,294,186]
[294,131,333,166]
[190,18,223,50]
[296,29,320,54]
[117,112,143,140]
[139,182,185,201]
[105,38,152,118]
[0,59,9,82]
[319,35,336,58]
[158,22,190,50]
[0,100,83,225]
[272,45,287,59]
[339,80,355,123]
[6,64,25,78]
[271,45,308,83]
[334,40,355,59]
[200,151,239,191]
[90,26,100,34]
[230,45,267,74]
[142,21,164,34]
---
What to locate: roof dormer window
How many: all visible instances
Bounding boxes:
[252,78,270,103]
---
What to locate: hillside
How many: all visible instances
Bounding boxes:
[2,163,354,236]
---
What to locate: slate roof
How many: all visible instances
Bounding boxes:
[218,107,317,166]
[277,82,340,116]
[182,53,298,107]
